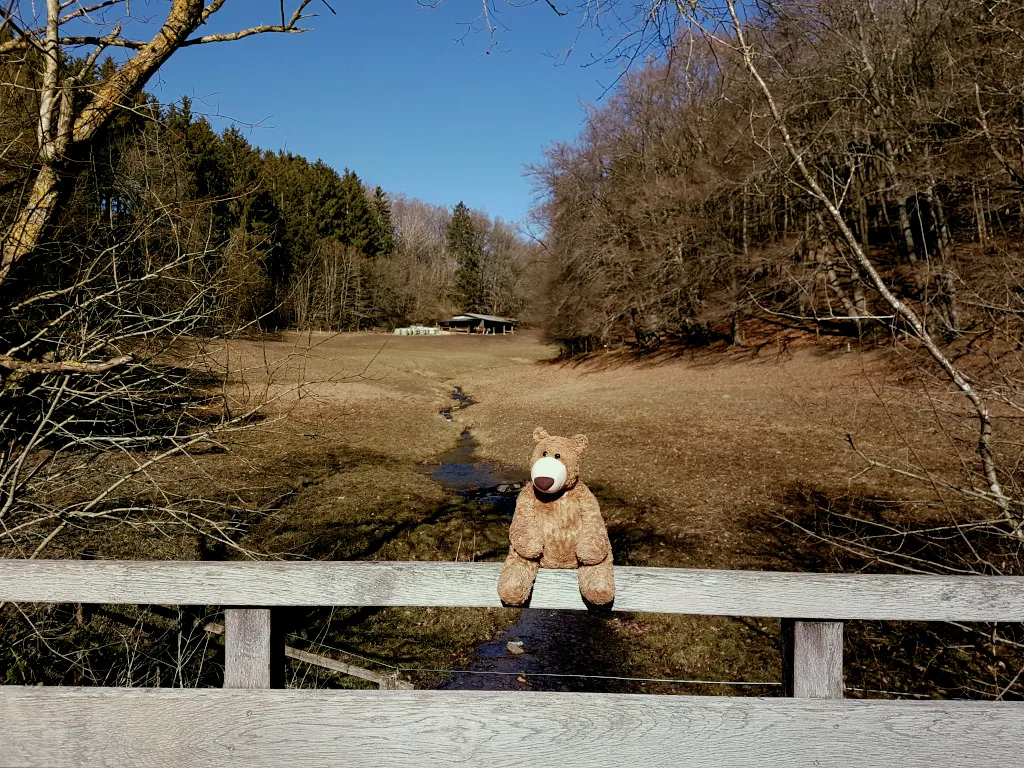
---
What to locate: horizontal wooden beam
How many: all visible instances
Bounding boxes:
[2,560,1024,620]
[1,688,1021,768]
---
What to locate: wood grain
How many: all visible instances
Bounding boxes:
[0,688,1021,768]
[784,620,844,698]
[223,609,283,689]
[2,560,1024,620]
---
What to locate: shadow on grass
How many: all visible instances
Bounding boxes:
[748,482,1024,701]
[540,321,862,374]
[589,481,704,567]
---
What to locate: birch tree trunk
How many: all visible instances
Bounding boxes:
[0,0,316,288]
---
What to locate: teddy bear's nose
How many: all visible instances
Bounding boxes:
[534,476,555,492]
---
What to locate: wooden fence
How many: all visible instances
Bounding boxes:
[1,559,1023,767]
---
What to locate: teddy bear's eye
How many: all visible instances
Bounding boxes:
[542,451,548,456]
[555,453,561,459]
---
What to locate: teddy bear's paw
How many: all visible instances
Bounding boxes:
[580,585,615,607]
[578,562,615,607]
[497,580,531,607]
[498,552,539,606]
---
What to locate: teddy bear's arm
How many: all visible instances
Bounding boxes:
[575,485,612,565]
[509,486,544,559]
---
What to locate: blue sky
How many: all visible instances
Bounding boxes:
[136,1,627,226]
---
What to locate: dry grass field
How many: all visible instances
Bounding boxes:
[139,329,951,694]
[19,330,969,692]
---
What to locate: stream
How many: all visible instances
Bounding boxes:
[425,388,610,692]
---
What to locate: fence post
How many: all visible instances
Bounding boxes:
[224,608,285,688]
[782,619,843,698]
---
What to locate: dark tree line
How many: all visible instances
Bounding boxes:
[3,76,532,336]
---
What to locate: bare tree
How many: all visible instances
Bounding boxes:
[0,0,325,299]
[0,0,339,562]
[0,140,270,562]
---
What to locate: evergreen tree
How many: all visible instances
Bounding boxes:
[309,161,348,241]
[447,201,484,312]
[218,126,288,321]
[336,168,374,255]
[163,98,230,237]
[368,186,396,257]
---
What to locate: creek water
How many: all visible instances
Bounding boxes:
[426,389,602,692]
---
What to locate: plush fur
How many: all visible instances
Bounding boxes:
[497,427,615,607]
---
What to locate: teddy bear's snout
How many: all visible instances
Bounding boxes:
[531,455,567,494]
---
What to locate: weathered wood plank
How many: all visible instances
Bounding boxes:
[3,560,1024,620]
[223,609,283,689]
[0,688,1021,768]
[783,620,844,698]
[284,645,388,687]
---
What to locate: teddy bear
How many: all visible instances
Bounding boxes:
[497,427,615,607]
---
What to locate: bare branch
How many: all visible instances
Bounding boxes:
[181,24,309,47]
[0,353,133,376]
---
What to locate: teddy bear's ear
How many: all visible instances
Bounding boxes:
[533,427,550,442]
[571,434,589,454]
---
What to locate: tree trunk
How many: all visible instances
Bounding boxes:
[924,185,961,336]
[0,164,63,283]
[973,185,988,245]
[858,189,869,246]
[898,195,917,260]
[0,0,206,288]
[732,188,748,346]
[898,193,930,299]
[928,186,952,258]
[823,251,861,329]
[850,264,868,339]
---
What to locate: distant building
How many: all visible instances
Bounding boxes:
[442,313,517,335]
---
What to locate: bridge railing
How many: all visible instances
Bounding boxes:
[1,559,1023,767]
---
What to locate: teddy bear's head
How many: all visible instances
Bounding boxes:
[529,427,588,495]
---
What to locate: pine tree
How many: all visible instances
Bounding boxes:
[447,201,484,312]
[218,126,288,312]
[164,98,230,235]
[368,186,396,257]
[336,168,374,255]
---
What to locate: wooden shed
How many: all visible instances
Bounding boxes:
[442,313,516,334]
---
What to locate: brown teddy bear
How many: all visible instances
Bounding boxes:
[497,427,615,607]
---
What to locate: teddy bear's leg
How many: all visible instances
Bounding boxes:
[497,550,540,606]
[578,556,615,606]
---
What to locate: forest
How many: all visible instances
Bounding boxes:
[1,68,534,339]
[535,0,1024,357]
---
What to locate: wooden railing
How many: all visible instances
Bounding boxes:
[1,559,1023,767]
